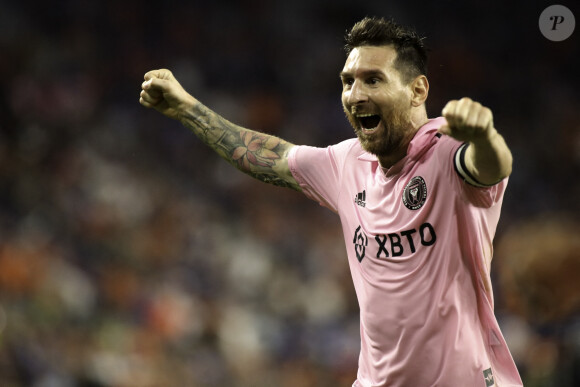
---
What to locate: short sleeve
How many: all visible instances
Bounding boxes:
[288,140,356,213]
[432,136,507,209]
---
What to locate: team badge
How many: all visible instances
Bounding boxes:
[402,176,427,210]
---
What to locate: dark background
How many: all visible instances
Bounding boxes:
[0,0,578,385]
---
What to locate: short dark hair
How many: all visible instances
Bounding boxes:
[344,17,428,84]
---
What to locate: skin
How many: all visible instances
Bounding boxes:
[139,69,300,190]
[340,45,429,169]
[440,97,513,184]
[139,45,512,187]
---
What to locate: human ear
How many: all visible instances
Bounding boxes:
[410,75,429,106]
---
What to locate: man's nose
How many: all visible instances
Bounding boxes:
[345,80,368,105]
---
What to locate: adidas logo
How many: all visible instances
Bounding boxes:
[355,190,366,207]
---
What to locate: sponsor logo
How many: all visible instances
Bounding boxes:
[483,368,495,387]
[352,222,437,262]
[402,176,427,210]
[355,190,366,207]
[353,225,368,262]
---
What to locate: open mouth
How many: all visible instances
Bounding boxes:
[357,114,381,132]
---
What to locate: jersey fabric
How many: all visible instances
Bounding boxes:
[287,117,522,387]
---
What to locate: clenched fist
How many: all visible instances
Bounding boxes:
[139,69,195,121]
[439,97,496,143]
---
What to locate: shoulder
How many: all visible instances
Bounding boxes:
[328,137,361,154]
[335,138,364,158]
[291,137,362,162]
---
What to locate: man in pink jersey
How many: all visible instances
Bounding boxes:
[139,16,523,387]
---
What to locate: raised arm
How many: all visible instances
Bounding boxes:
[139,69,300,190]
[439,97,513,186]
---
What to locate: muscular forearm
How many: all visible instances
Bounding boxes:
[465,128,513,185]
[441,98,513,186]
[140,69,299,190]
[179,100,300,190]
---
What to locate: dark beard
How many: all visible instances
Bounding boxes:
[347,108,412,158]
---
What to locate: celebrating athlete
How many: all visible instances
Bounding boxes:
[139,16,522,387]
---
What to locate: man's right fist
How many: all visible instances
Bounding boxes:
[139,69,194,121]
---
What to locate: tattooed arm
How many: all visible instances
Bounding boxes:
[139,69,300,190]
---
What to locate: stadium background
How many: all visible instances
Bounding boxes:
[0,0,578,385]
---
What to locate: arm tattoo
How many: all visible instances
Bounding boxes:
[180,101,298,190]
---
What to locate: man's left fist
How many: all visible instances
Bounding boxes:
[439,97,495,142]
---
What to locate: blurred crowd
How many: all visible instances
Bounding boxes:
[0,0,579,386]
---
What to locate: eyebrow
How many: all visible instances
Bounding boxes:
[339,69,386,80]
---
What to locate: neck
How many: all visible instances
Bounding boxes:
[377,108,429,169]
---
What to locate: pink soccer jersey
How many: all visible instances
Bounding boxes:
[288,117,523,387]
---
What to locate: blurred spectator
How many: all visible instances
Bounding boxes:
[0,0,578,386]
[495,214,580,386]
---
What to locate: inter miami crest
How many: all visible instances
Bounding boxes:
[402,176,427,210]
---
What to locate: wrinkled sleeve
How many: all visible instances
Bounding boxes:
[288,142,352,213]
